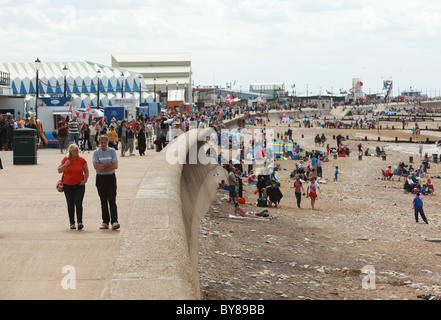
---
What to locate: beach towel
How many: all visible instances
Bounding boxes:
[244,183,256,186]
[228,214,270,221]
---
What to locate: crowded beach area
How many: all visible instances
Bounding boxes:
[199,104,441,300]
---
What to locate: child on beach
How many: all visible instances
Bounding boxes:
[306,176,320,210]
[334,166,339,182]
[412,193,428,224]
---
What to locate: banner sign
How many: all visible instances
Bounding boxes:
[114,98,136,106]
[40,94,72,106]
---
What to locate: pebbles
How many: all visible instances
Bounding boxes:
[198,122,441,300]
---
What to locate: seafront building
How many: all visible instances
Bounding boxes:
[111,53,193,105]
[0,60,152,112]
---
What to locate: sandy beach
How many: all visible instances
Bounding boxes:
[198,114,441,300]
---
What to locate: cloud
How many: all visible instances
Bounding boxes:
[1,0,441,92]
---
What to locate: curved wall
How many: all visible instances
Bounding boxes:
[103,127,227,300]
[105,110,324,299]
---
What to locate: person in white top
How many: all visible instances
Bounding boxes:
[306,176,320,210]
[90,120,97,150]
[145,121,153,150]
[246,149,254,174]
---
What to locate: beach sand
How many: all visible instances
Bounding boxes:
[198,116,441,300]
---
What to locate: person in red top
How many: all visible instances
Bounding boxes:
[58,143,89,230]
[384,166,394,180]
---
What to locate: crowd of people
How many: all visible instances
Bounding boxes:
[0,114,39,151]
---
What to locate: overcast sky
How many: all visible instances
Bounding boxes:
[1,0,441,96]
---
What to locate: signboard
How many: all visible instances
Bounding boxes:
[351,78,363,99]
[147,103,159,119]
[104,107,125,122]
[114,98,137,106]
[168,89,185,102]
[40,94,73,107]
[166,101,192,114]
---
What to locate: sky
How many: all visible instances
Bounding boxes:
[1,0,441,96]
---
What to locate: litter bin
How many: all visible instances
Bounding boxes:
[13,128,38,165]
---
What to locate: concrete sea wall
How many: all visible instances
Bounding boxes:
[103,128,227,299]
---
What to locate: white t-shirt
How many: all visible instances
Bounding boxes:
[308,181,320,194]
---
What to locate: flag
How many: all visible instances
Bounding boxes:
[227,93,232,107]
[86,104,91,111]
[69,104,73,114]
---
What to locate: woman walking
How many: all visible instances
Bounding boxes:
[137,120,147,156]
[58,144,89,230]
[80,123,92,153]
[293,177,305,208]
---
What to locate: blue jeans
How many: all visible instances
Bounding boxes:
[63,184,85,225]
[70,133,79,146]
[229,185,237,199]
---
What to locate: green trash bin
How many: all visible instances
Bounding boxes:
[13,128,38,165]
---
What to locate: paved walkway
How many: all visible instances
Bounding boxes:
[0,146,155,299]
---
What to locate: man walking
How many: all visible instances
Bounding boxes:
[57,116,69,154]
[93,134,120,230]
[68,115,80,146]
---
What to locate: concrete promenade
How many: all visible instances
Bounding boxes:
[0,147,154,299]
[2,106,399,300]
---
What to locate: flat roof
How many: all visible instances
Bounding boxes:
[112,53,191,63]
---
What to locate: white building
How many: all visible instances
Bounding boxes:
[0,60,155,133]
[111,53,192,103]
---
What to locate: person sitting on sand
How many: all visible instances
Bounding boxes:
[384,166,394,180]
[422,178,434,195]
[234,203,276,219]
[218,180,228,190]
[247,170,257,184]
[404,175,416,193]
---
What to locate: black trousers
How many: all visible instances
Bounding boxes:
[295,192,302,208]
[63,184,85,225]
[415,208,428,223]
[95,174,118,224]
[317,166,322,177]
[138,138,146,155]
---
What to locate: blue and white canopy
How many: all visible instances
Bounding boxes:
[0,60,154,108]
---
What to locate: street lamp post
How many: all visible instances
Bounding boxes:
[96,70,101,108]
[120,73,125,98]
[34,57,41,120]
[153,78,156,102]
[62,65,68,98]
[139,76,143,106]
[165,80,168,107]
